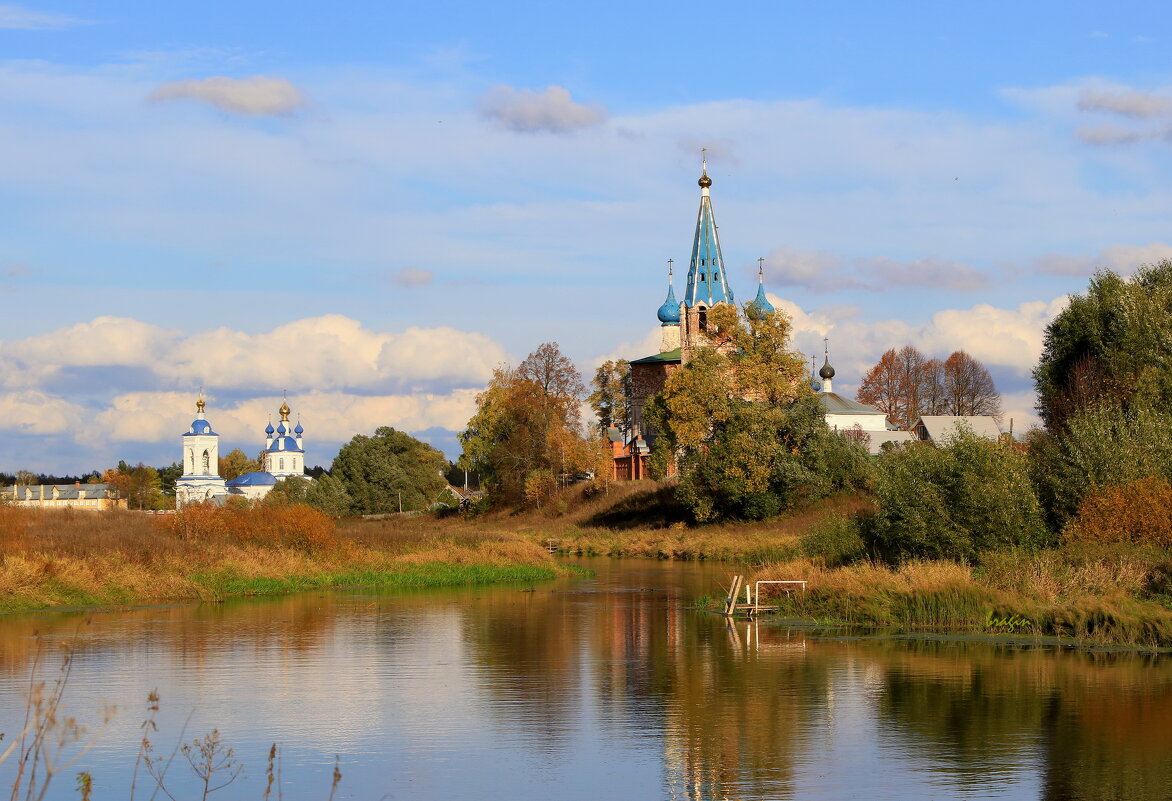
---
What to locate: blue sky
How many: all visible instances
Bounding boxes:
[3,1,1172,473]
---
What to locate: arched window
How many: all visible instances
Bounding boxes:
[279,458,285,471]
[202,450,210,472]
[698,308,708,331]
[188,449,195,473]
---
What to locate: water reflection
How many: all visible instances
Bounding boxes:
[0,560,1169,800]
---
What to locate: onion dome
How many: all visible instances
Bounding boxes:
[265,421,275,436]
[188,419,215,435]
[698,169,712,189]
[195,397,206,414]
[294,421,304,435]
[279,400,291,421]
[749,283,775,317]
[819,356,836,380]
[277,422,287,435]
[657,284,681,324]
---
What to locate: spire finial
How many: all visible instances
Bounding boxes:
[667,258,674,283]
[758,257,765,284]
[698,148,712,189]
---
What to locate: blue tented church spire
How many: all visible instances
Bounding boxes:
[684,151,734,308]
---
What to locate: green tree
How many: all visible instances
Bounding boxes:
[266,475,354,517]
[588,359,632,437]
[332,427,447,514]
[106,461,169,510]
[646,303,866,521]
[1034,260,1172,430]
[460,342,591,505]
[864,430,1050,562]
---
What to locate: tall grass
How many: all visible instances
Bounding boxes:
[0,505,570,613]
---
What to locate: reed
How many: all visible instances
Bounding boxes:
[0,505,572,613]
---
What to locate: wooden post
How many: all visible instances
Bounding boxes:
[723,575,742,617]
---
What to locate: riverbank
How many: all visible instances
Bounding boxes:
[461,481,1172,648]
[0,505,573,613]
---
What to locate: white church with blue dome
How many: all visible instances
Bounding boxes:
[174,396,309,507]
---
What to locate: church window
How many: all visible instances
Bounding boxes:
[714,271,720,281]
[280,458,285,471]
[698,309,708,331]
[202,450,210,472]
[700,272,706,282]
[188,449,194,473]
[700,258,705,265]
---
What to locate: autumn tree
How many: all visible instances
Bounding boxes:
[460,342,593,505]
[588,359,632,437]
[218,448,258,481]
[103,461,168,510]
[646,303,871,521]
[857,346,999,427]
[942,350,1002,419]
[266,474,353,517]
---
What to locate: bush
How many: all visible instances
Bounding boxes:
[169,502,336,551]
[799,515,866,567]
[1064,476,1172,547]
[865,430,1051,562]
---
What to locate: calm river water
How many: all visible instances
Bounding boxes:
[1,558,1170,800]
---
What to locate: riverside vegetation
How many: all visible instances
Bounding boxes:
[0,502,573,613]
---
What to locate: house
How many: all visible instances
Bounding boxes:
[911,415,1002,444]
[1,483,127,510]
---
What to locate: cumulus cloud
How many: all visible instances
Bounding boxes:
[0,315,514,469]
[0,391,86,436]
[1078,88,1172,119]
[391,267,434,287]
[0,3,86,29]
[148,76,308,116]
[766,248,988,293]
[1034,242,1172,276]
[479,85,606,134]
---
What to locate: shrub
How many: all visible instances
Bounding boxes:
[865,430,1051,562]
[169,502,336,551]
[1064,476,1172,547]
[799,515,865,567]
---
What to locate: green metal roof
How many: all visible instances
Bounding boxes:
[818,392,886,415]
[630,348,682,365]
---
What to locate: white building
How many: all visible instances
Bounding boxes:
[912,415,1002,444]
[175,397,229,506]
[815,350,916,455]
[174,396,308,507]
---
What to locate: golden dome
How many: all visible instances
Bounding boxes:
[698,170,712,188]
[279,400,291,421]
[195,397,206,413]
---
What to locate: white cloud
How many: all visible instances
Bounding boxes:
[391,267,434,287]
[1076,124,1147,145]
[1035,242,1172,276]
[479,85,606,134]
[148,76,307,116]
[766,248,988,292]
[0,391,86,436]
[0,3,86,29]
[1077,88,1172,119]
[0,314,508,394]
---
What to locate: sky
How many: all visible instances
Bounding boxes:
[3,1,1172,474]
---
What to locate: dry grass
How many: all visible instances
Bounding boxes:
[0,506,568,613]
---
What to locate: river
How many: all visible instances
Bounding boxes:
[1,558,1170,800]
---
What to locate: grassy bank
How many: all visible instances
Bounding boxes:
[0,505,573,613]
[742,546,1172,649]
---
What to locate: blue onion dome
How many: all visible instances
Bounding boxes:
[189,419,215,435]
[265,421,275,435]
[294,422,304,435]
[277,422,287,435]
[749,283,775,317]
[819,356,836,380]
[657,285,681,324]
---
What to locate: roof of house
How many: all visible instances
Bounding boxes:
[819,392,887,416]
[227,471,277,487]
[914,415,1001,442]
[861,430,917,456]
[2,483,119,500]
[630,348,682,365]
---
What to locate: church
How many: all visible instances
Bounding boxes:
[613,162,905,479]
[174,396,309,506]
